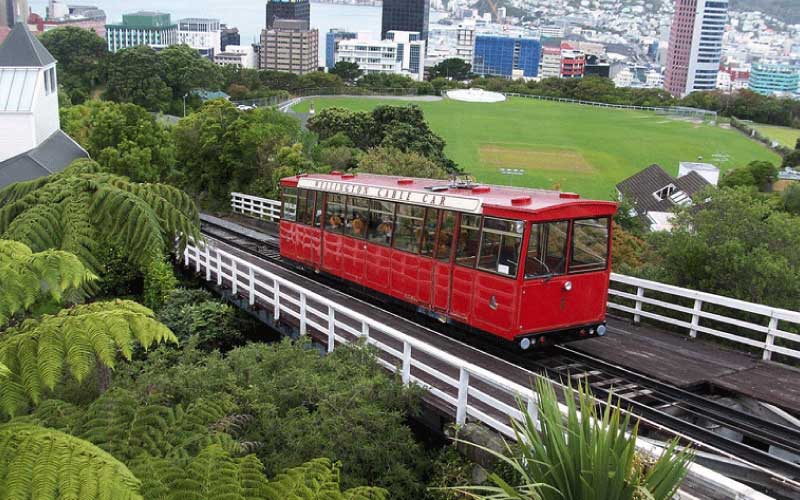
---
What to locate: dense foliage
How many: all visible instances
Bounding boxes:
[329,61,364,84]
[719,160,778,191]
[428,58,473,81]
[39,27,107,104]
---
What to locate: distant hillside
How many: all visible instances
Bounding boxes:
[471,0,529,20]
[730,0,799,24]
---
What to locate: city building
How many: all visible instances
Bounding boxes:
[455,24,474,63]
[43,1,106,38]
[664,0,729,97]
[560,48,585,78]
[584,54,611,78]
[220,25,240,51]
[106,11,177,53]
[260,19,317,74]
[0,23,88,189]
[1,0,28,43]
[381,0,429,42]
[472,35,541,79]
[214,44,257,68]
[539,46,561,79]
[177,18,221,58]
[335,30,425,81]
[748,62,799,95]
[325,28,356,69]
[716,65,749,91]
[265,0,309,29]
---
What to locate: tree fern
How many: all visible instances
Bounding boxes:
[0,160,200,275]
[0,300,177,415]
[0,239,95,326]
[0,423,142,500]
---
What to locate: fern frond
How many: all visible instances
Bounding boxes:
[0,300,177,415]
[0,423,143,500]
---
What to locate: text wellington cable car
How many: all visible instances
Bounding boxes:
[278,173,617,350]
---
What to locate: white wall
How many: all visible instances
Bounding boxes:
[0,114,37,162]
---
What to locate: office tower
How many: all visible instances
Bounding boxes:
[381,0,429,42]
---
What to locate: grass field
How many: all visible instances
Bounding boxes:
[750,123,800,149]
[293,97,780,199]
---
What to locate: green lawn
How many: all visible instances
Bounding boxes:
[750,123,800,149]
[293,97,780,199]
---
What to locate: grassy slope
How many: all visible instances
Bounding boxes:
[294,97,780,199]
[750,124,800,149]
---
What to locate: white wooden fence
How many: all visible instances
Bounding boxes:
[229,193,800,364]
[182,240,772,500]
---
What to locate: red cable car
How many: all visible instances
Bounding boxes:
[279,173,617,350]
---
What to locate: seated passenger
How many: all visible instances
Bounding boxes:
[377,221,393,241]
[329,214,343,229]
[352,215,366,236]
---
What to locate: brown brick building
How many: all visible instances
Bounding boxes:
[260,19,317,75]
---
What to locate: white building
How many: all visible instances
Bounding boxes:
[456,24,474,63]
[177,18,221,58]
[0,23,87,188]
[540,46,561,79]
[214,44,257,69]
[335,30,425,81]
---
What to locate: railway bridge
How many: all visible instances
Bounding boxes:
[179,192,800,500]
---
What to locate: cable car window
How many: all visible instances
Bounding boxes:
[525,221,569,279]
[367,200,395,246]
[297,189,315,226]
[420,208,440,257]
[325,194,346,233]
[345,196,369,239]
[477,218,524,277]
[434,210,456,262]
[393,204,425,253]
[570,217,610,273]
[455,214,482,268]
[281,187,297,221]
[313,191,325,228]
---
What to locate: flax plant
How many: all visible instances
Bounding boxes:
[453,378,693,500]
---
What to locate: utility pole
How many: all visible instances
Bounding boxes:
[183,93,188,117]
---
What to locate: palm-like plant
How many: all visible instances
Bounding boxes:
[454,378,693,500]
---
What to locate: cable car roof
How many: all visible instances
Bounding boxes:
[282,173,617,216]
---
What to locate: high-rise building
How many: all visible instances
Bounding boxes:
[1,0,29,43]
[748,63,799,96]
[106,12,177,53]
[455,24,474,63]
[335,30,425,81]
[325,28,356,69]
[560,49,585,78]
[178,18,221,58]
[260,19,317,74]
[539,46,561,79]
[220,25,240,52]
[265,0,309,29]
[472,35,540,79]
[381,0,429,42]
[664,0,728,97]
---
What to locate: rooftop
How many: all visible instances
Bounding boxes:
[0,23,56,68]
[0,130,88,189]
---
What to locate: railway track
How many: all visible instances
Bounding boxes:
[197,214,800,496]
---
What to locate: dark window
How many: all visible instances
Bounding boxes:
[570,218,610,273]
[325,193,346,233]
[420,208,439,257]
[435,210,456,261]
[281,187,298,221]
[297,189,315,225]
[313,191,325,228]
[345,197,370,239]
[455,214,481,268]
[525,221,569,278]
[367,200,395,246]
[477,218,524,277]
[393,203,425,253]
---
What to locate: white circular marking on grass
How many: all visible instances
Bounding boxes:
[447,88,506,103]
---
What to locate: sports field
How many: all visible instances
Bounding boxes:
[292,97,780,199]
[750,123,800,149]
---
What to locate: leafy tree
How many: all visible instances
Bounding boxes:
[358,147,448,178]
[158,44,223,101]
[719,167,757,189]
[105,46,171,111]
[259,70,300,90]
[613,194,648,236]
[0,423,143,500]
[719,160,777,191]
[0,159,200,279]
[39,27,107,103]
[329,61,363,84]
[61,101,176,182]
[428,58,472,81]
[796,137,800,150]
[783,149,800,169]
[454,379,692,500]
[294,71,345,91]
[781,183,800,215]
[308,107,378,149]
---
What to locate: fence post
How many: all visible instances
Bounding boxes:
[526,396,538,429]
[273,281,281,320]
[248,267,255,305]
[633,286,645,324]
[327,307,335,353]
[216,250,223,286]
[402,341,411,385]
[764,317,778,361]
[456,368,470,425]
[195,245,201,273]
[184,246,190,267]
[205,245,212,281]
[361,322,369,341]
[299,294,307,336]
[689,299,702,338]
[231,260,238,295]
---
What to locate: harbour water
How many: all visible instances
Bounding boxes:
[29,1,446,65]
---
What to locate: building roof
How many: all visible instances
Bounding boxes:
[616,164,709,214]
[0,130,88,189]
[0,23,56,68]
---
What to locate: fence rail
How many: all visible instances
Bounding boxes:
[182,239,771,499]
[229,193,800,364]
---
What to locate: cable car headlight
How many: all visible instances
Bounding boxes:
[514,221,525,234]
[563,281,573,291]
[597,324,607,336]
[519,337,532,350]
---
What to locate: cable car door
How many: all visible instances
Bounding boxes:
[431,211,456,312]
